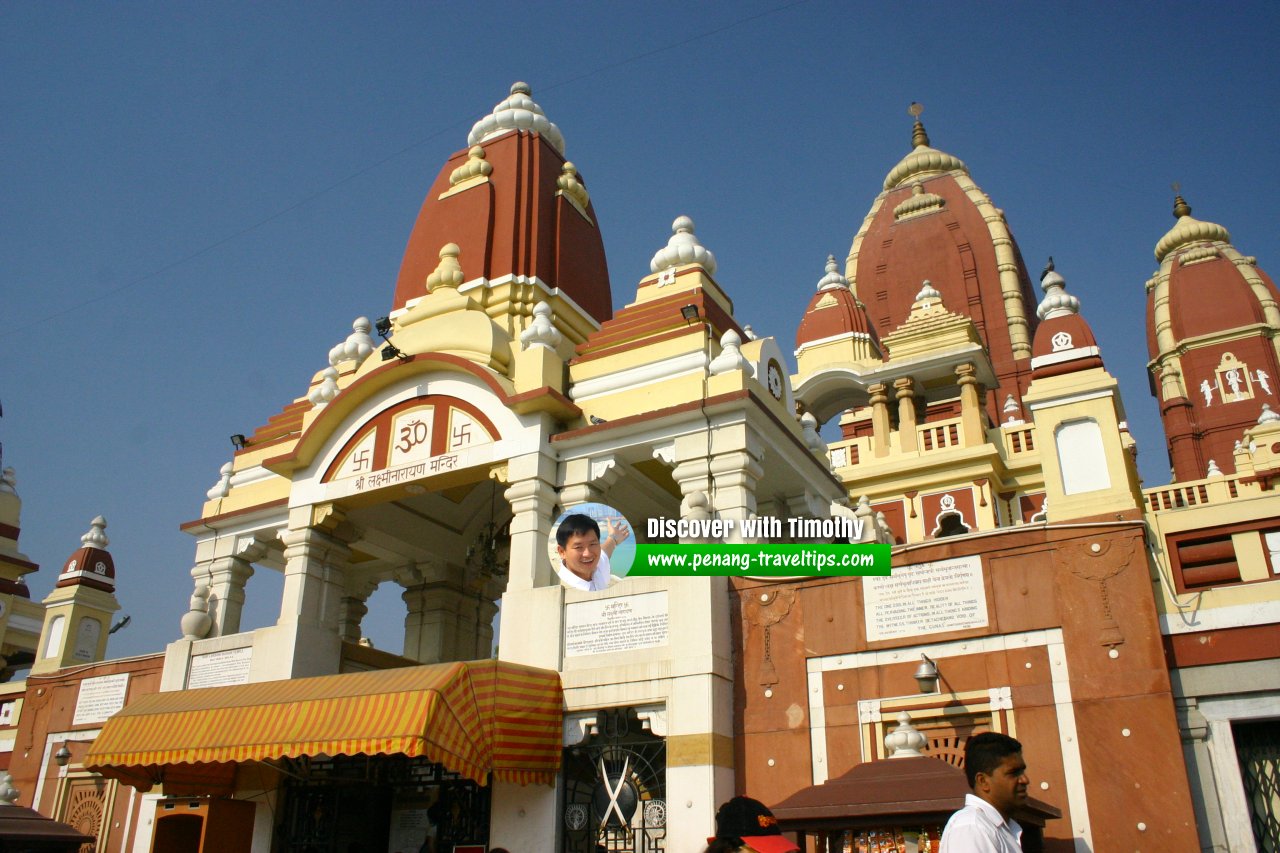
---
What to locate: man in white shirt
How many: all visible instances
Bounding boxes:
[939,732,1029,853]
[554,513,631,591]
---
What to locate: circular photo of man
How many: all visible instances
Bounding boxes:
[548,503,635,592]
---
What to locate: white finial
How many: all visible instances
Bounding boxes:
[1206,459,1223,477]
[180,584,213,640]
[0,468,15,496]
[308,367,341,407]
[206,462,234,500]
[1003,394,1019,415]
[649,216,718,275]
[885,711,927,758]
[1234,439,1244,454]
[467,82,565,155]
[709,329,751,375]
[800,412,829,456]
[80,516,108,549]
[815,255,850,291]
[1260,404,1280,424]
[519,301,563,351]
[1037,269,1080,320]
[742,324,758,341]
[915,280,942,303]
[0,771,18,805]
[328,317,377,367]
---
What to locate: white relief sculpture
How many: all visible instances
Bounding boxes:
[1226,369,1243,400]
[1051,331,1073,352]
[1201,379,1214,407]
[1257,369,1273,395]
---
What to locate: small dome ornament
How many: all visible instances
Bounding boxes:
[467,82,565,155]
[884,102,968,190]
[709,329,751,375]
[519,301,562,351]
[649,216,718,275]
[81,516,109,550]
[449,146,493,187]
[426,243,465,292]
[181,583,213,640]
[885,711,928,758]
[1154,187,1232,262]
[1037,262,1081,320]
[815,255,850,291]
[1259,403,1280,424]
[328,317,377,367]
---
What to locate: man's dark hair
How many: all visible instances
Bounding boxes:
[964,731,1022,788]
[556,513,600,547]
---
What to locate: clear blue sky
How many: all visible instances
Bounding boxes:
[4,1,1278,658]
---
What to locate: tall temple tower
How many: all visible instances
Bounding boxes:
[31,517,120,675]
[1146,192,1280,479]
[0,467,44,680]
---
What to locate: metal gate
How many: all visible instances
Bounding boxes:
[562,707,666,853]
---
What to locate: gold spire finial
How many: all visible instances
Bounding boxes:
[908,102,929,148]
[1171,182,1191,219]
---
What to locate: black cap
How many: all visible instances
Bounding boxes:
[712,797,799,853]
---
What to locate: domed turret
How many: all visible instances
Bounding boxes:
[795,255,880,355]
[844,105,1039,424]
[1031,264,1103,378]
[56,515,115,593]
[392,82,612,324]
[1146,192,1280,480]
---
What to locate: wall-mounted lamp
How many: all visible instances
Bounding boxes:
[680,304,701,324]
[374,316,410,362]
[54,742,71,767]
[229,434,247,451]
[914,654,940,694]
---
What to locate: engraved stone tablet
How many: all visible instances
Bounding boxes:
[565,591,669,658]
[188,646,253,689]
[863,555,988,642]
[73,673,130,725]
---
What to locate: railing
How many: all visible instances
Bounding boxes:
[919,420,960,452]
[1144,475,1246,512]
[1002,426,1036,456]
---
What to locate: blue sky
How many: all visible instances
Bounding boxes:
[4,1,1278,658]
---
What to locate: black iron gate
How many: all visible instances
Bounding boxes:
[562,707,666,853]
[277,755,489,853]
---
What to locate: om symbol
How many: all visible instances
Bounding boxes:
[397,419,429,453]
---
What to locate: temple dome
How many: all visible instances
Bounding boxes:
[56,516,116,592]
[1031,268,1102,377]
[796,256,879,350]
[392,83,612,323]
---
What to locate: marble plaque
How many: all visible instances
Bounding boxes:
[188,646,253,689]
[863,555,988,642]
[565,591,669,658]
[73,673,130,725]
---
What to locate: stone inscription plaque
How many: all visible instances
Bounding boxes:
[188,646,253,689]
[863,555,988,642]
[73,673,130,725]
[565,591,669,658]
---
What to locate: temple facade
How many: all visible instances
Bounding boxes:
[0,84,1275,853]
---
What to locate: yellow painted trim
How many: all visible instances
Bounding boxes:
[666,733,735,768]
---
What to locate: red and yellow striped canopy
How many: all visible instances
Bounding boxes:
[85,660,562,789]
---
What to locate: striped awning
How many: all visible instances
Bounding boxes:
[84,660,562,790]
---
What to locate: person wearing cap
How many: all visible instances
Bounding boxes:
[706,796,801,853]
